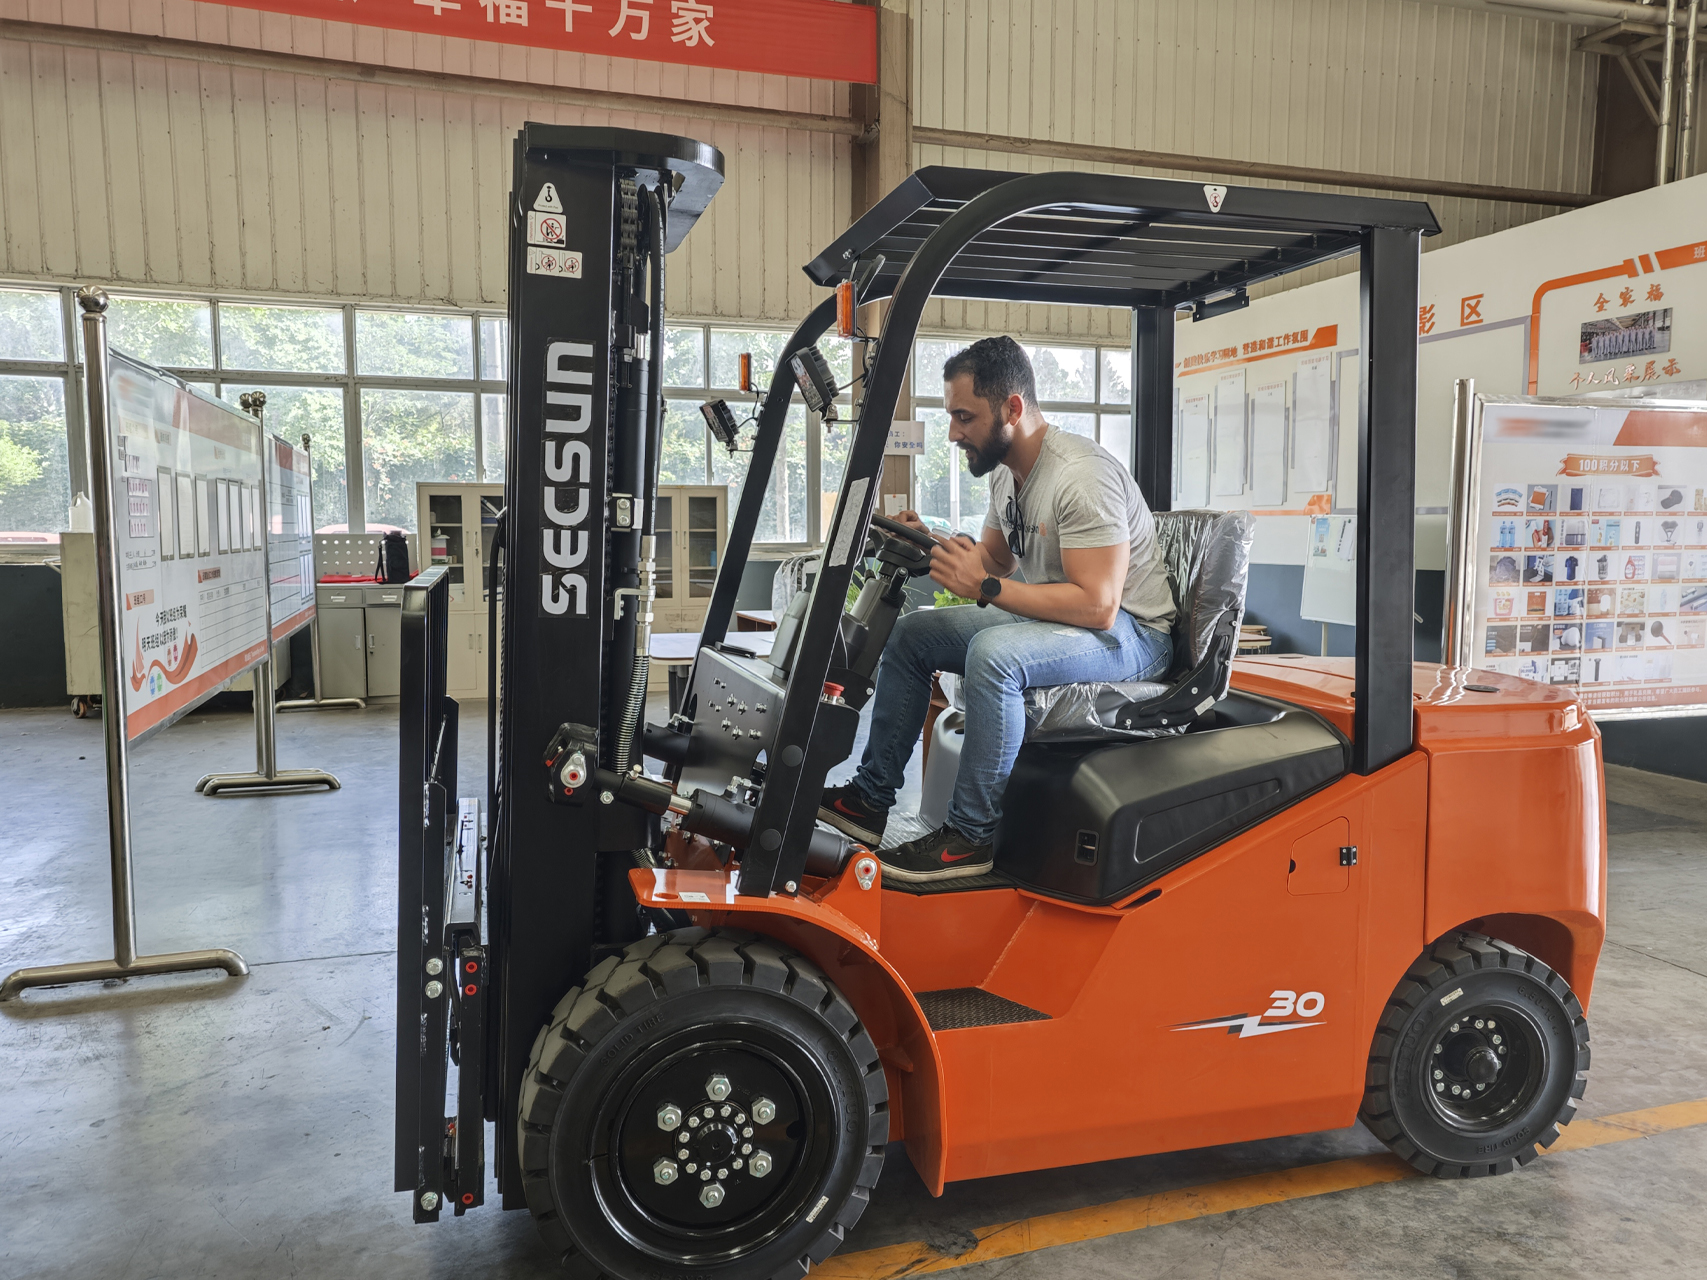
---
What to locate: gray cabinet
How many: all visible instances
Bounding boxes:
[316,585,403,700]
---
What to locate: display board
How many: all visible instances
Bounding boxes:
[267,434,316,643]
[1301,514,1358,627]
[107,353,271,742]
[1450,394,1707,719]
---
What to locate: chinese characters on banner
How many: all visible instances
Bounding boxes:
[1468,400,1707,718]
[226,0,876,81]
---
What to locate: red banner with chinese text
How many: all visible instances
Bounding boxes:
[227,0,877,83]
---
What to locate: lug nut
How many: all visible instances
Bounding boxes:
[420,1191,440,1211]
[700,1184,725,1208]
[653,1159,678,1185]
[749,1150,773,1178]
[706,1074,732,1101]
[657,1104,683,1132]
[752,1097,777,1125]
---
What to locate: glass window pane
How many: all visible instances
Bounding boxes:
[1100,348,1132,404]
[479,317,507,381]
[482,393,506,482]
[915,339,959,396]
[714,404,805,543]
[654,492,673,601]
[821,336,854,389]
[0,289,64,362]
[662,399,711,485]
[916,408,954,535]
[709,329,790,390]
[108,296,214,368]
[220,304,344,373]
[0,376,70,537]
[822,419,853,539]
[356,311,473,378]
[1025,345,1095,402]
[1056,412,1097,439]
[663,327,705,387]
[220,384,348,531]
[1101,414,1132,469]
[360,389,476,530]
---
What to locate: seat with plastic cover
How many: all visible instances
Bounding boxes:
[1021,509,1255,740]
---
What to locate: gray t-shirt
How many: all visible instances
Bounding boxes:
[983,425,1177,631]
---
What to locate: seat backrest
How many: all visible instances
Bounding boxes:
[1154,509,1255,681]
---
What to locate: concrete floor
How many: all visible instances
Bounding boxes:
[2,701,1705,1279]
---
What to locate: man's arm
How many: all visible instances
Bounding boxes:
[928,537,1128,630]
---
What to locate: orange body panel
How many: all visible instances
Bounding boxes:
[633,659,1606,1193]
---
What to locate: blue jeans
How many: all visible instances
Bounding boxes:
[850,606,1173,843]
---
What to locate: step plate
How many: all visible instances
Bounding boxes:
[916,987,1051,1031]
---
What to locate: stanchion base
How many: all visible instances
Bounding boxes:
[0,947,249,1002]
[196,769,342,795]
[276,697,366,712]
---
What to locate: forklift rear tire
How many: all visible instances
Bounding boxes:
[1361,932,1589,1178]
[517,927,888,1279]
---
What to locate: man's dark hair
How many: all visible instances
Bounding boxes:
[942,336,1036,418]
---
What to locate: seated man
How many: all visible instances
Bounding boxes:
[820,336,1176,882]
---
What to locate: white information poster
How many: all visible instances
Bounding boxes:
[1251,381,1288,506]
[1213,369,1247,495]
[1177,394,1212,507]
[1301,514,1358,626]
[108,354,271,743]
[267,434,316,643]
[1464,397,1707,717]
[1292,353,1333,493]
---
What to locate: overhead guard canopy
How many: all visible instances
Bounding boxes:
[805,166,1441,309]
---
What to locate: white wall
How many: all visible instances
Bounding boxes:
[0,0,852,321]
[1174,173,1707,568]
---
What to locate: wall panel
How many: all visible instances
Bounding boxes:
[0,0,851,321]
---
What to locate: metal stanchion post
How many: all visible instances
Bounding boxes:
[0,288,249,1001]
[195,394,340,796]
[278,432,364,712]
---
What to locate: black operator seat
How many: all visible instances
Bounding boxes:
[1022,509,1256,740]
[993,509,1350,905]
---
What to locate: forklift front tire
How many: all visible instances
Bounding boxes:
[1361,932,1589,1178]
[517,928,888,1279]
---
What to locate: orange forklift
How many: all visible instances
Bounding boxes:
[394,129,1604,1280]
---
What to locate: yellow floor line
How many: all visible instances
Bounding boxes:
[816,1097,1707,1279]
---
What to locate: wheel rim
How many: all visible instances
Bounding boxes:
[1420,1002,1548,1132]
[578,1020,841,1266]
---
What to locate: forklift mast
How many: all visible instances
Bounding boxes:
[394,126,724,1216]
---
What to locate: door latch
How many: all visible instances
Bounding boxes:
[1339,845,1358,867]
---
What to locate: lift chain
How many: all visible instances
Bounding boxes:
[617,177,640,267]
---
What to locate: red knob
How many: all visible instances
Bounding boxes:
[823,682,844,699]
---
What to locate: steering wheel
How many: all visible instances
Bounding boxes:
[871,513,939,551]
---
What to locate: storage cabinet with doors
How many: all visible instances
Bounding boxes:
[416,482,504,698]
[315,584,403,699]
[653,485,728,635]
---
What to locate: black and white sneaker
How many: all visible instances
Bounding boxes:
[878,823,994,884]
[819,784,887,846]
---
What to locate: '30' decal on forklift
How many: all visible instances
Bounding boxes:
[1171,990,1327,1039]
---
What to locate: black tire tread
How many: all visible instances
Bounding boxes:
[1360,930,1589,1178]
[516,927,888,1279]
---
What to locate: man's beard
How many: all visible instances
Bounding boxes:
[962,419,1014,477]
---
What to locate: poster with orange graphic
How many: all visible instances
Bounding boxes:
[1450,395,1707,720]
[108,354,272,743]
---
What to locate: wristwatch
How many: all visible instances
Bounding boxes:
[976,576,1002,608]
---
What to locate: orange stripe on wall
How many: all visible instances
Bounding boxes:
[1178,325,1339,379]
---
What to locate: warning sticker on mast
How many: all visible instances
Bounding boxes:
[220,0,877,83]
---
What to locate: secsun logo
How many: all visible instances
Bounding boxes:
[1171,989,1327,1039]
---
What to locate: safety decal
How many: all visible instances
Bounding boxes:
[1172,990,1326,1038]
[533,181,564,213]
[527,247,583,279]
[1203,184,1228,213]
[528,211,567,248]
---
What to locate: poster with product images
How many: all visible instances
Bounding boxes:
[1448,394,1707,719]
[107,354,273,743]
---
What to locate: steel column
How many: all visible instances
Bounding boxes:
[1132,305,1176,508]
[1353,228,1421,776]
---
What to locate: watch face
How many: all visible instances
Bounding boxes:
[982,576,1001,597]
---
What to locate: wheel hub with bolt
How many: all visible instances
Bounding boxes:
[1424,1003,1546,1132]
[601,1029,827,1245]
